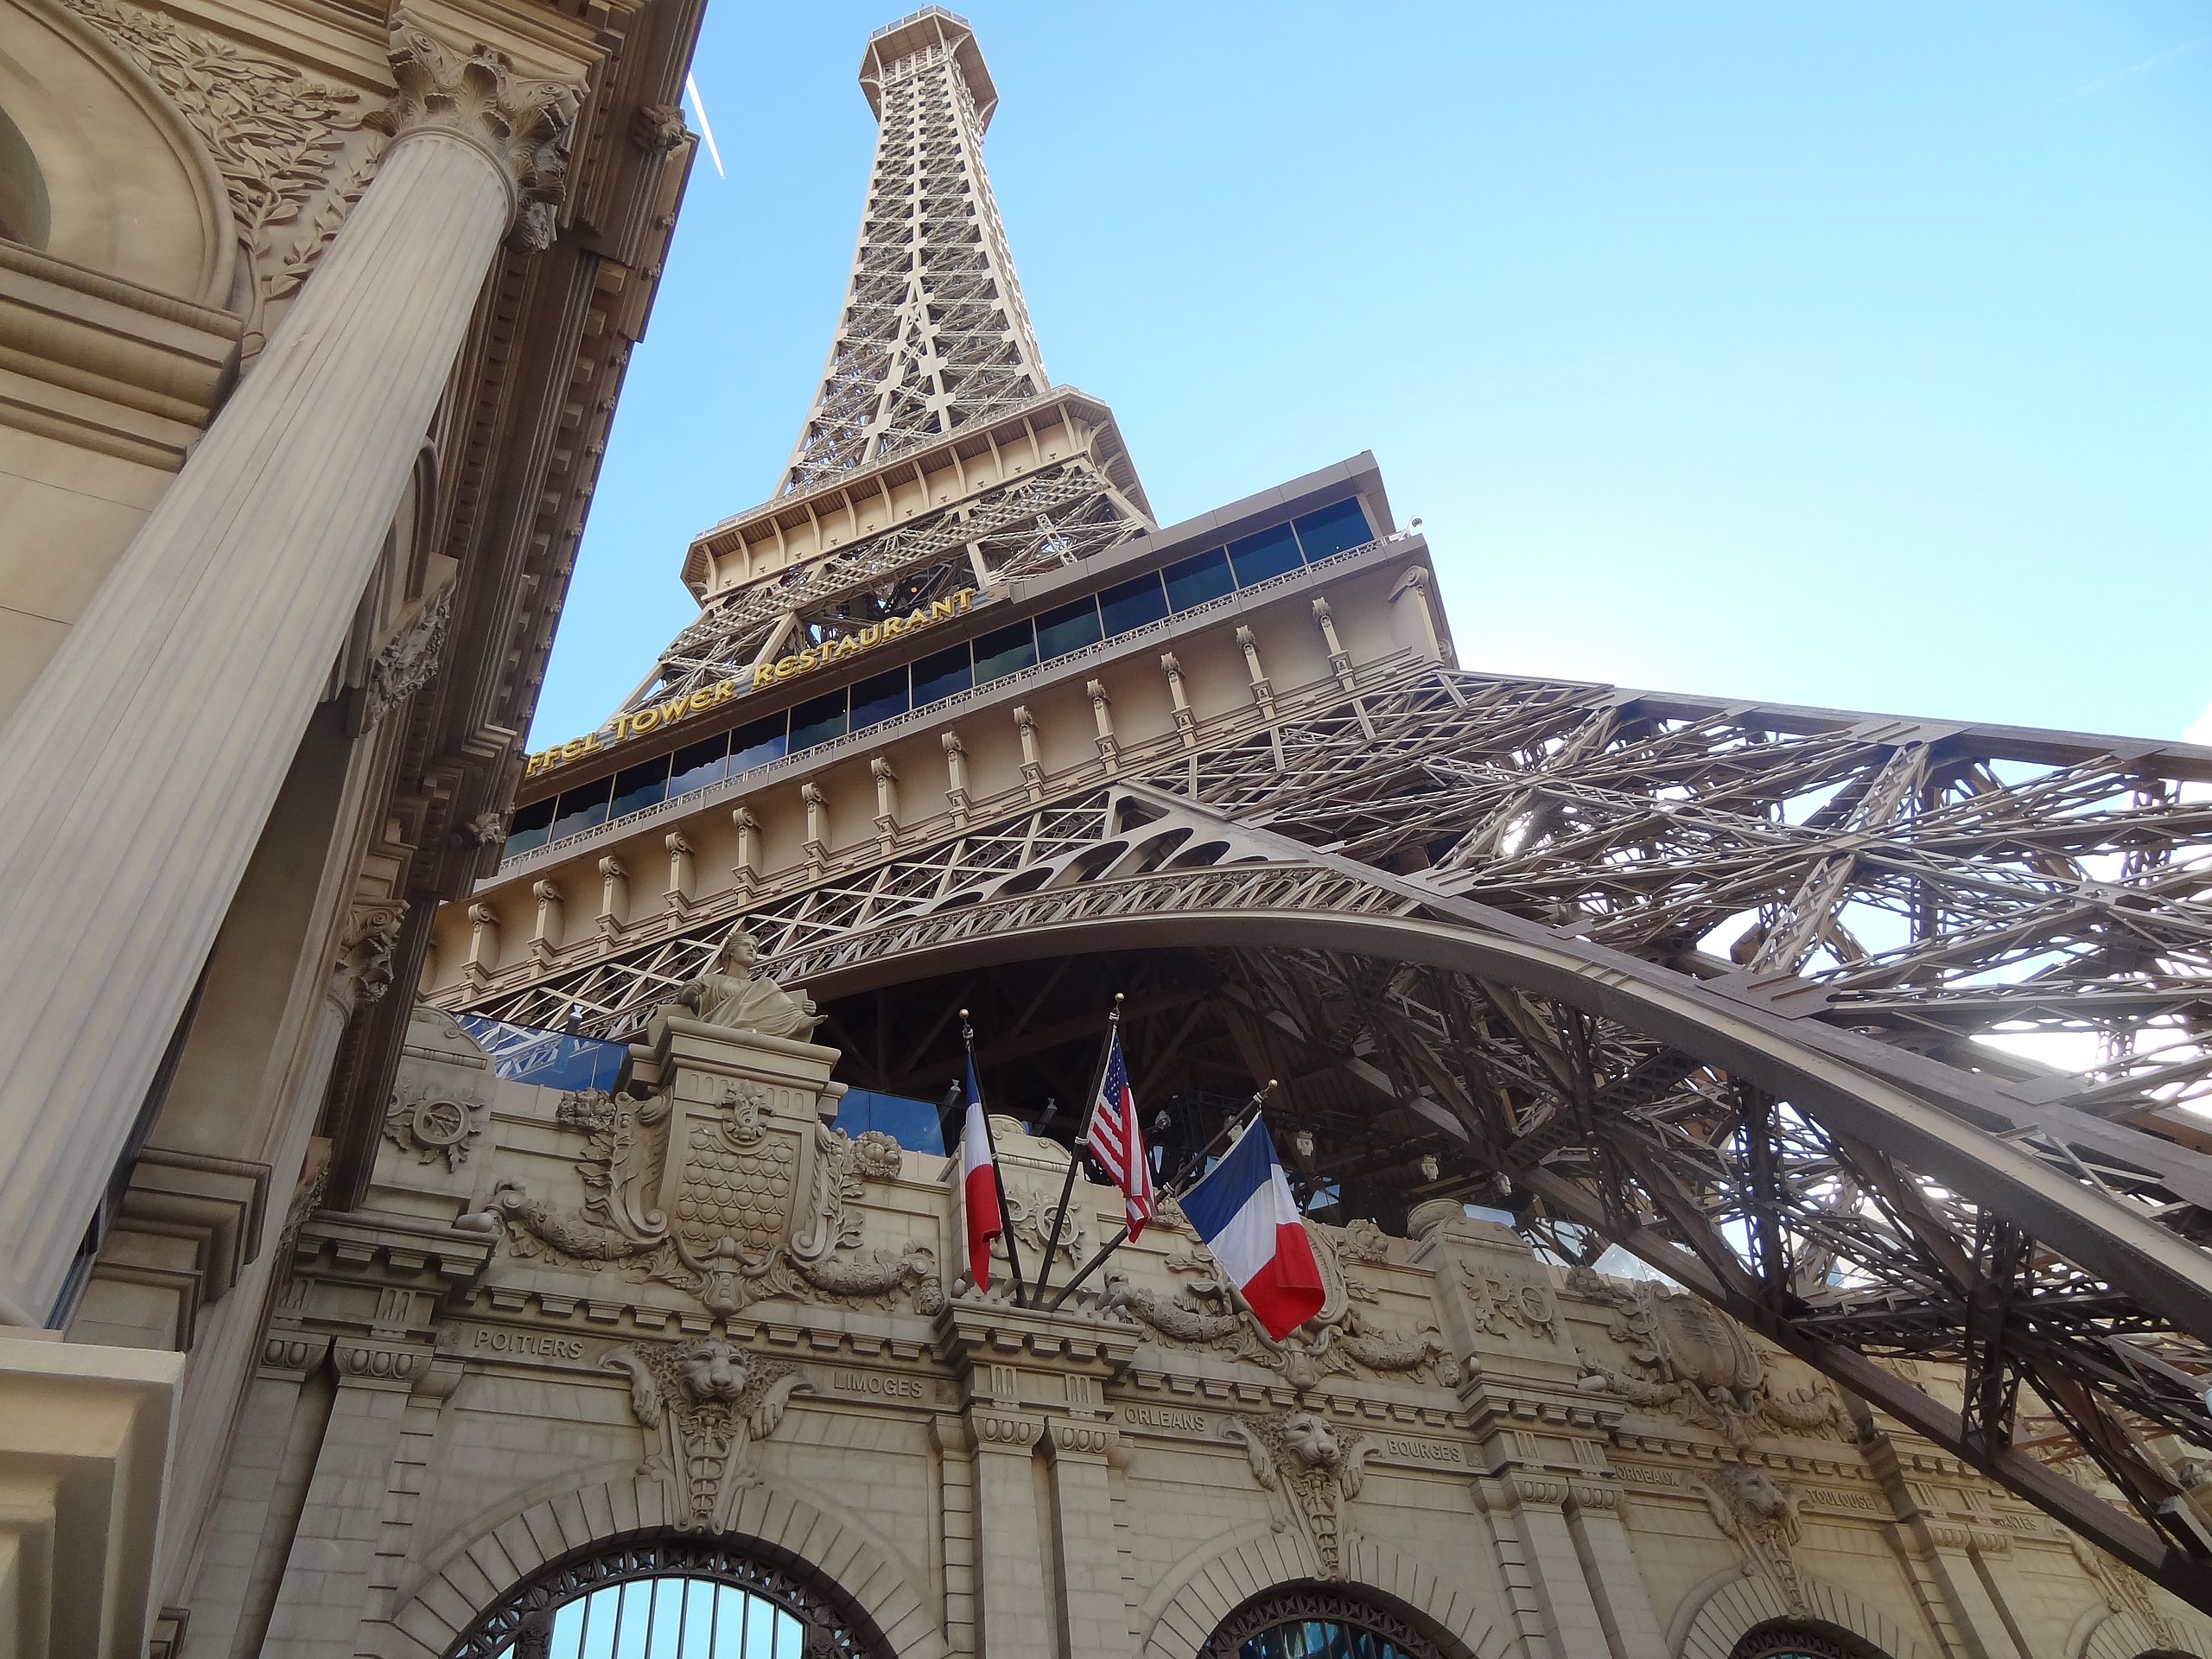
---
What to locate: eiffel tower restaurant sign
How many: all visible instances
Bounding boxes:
[524,588,977,779]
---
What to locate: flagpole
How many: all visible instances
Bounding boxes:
[1046,1078,1274,1312]
[965,1009,1029,1306]
[1034,993,1122,1300]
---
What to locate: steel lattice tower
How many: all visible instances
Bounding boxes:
[441,7,2212,1608]
[785,9,1046,494]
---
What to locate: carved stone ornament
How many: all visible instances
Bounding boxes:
[632,102,688,153]
[1695,1462,1806,1611]
[365,21,580,251]
[365,584,452,726]
[1462,1260,1557,1338]
[335,899,408,1006]
[490,1081,939,1318]
[1103,1224,1458,1389]
[60,0,378,327]
[382,1080,484,1169]
[1567,1268,1844,1445]
[1224,1409,1374,1580]
[675,926,825,1042]
[601,1338,809,1529]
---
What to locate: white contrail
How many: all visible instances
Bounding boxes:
[685,71,725,177]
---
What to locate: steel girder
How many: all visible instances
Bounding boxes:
[452,665,2212,1596]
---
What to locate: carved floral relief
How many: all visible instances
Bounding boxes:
[1103,1221,1458,1389]
[60,0,380,334]
[1567,1268,1845,1444]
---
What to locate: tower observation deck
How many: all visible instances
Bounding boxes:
[442,10,2212,1605]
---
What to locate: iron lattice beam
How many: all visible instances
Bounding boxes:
[450,664,2212,1599]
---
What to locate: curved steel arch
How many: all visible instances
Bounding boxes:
[757,849,2212,1605]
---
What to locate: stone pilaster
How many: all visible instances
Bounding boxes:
[1045,1410,1128,1659]
[936,1294,1140,1658]
[259,1337,435,1659]
[1562,1478,1667,1659]
[0,19,581,1325]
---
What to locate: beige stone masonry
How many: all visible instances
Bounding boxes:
[0,17,582,1326]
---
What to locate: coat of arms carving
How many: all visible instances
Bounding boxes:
[487,1001,940,1318]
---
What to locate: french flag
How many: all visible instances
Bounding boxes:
[1179,1114,1325,1340]
[958,1057,1003,1291]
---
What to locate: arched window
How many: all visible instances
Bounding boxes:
[1730,1620,1894,1659]
[1200,1585,1461,1659]
[443,1532,884,1659]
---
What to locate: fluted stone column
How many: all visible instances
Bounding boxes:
[0,24,579,1325]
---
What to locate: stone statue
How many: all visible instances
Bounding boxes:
[675,927,823,1041]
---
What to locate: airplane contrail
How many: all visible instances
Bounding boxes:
[685,72,726,176]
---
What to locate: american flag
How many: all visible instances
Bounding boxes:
[1084,1028,1153,1236]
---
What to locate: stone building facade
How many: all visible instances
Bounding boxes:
[232,1004,2212,1659]
[0,0,702,1646]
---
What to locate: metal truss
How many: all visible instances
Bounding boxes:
[621,458,1145,713]
[784,11,1044,496]
[454,664,2212,1604]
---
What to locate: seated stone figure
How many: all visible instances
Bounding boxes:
[674,926,824,1041]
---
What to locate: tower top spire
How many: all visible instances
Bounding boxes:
[782,8,1046,494]
[861,7,998,130]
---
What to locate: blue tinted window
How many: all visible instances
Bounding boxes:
[832,1088,947,1154]
[666,734,728,800]
[1292,497,1372,561]
[912,643,972,706]
[790,689,849,751]
[503,796,556,858]
[1034,596,1103,660]
[973,620,1038,683]
[728,714,787,775]
[1226,523,1301,586]
[1099,572,1168,637]
[850,666,910,731]
[1162,547,1234,612]
[547,776,612,842]
[608,757,669,822]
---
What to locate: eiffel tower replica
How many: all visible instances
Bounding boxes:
[422,4,2212,1601]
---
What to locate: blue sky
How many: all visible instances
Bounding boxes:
[531,3,2211,751]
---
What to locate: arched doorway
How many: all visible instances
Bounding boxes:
[442,1530,888,1659]
[1730,1619,1895,1659]
[1198,1583,1467,1659]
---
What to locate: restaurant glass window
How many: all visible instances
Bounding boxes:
[728,714,788,776]
[666,734,729,801]
[1162,546,1234,612]
[1291,497,1372,561]
[502,796,556,859]
[789,689,849,752]
[911,642,973,706]
[1098,571,1169,637]
[849,666,911,732]
[972,620,1038,684]
[607,757,670,823]
[546,776,613,843]
[1034,596,1103,661]
[1225,522,1301,587]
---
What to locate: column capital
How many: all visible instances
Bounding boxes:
[368,18,582,249]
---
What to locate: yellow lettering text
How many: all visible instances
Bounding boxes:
[689,688,714,714]
[560,738,589,761]
[930,597,956,621]
[754,664,776,690]
[711,679,736,703]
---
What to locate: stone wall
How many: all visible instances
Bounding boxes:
[203,1007,2212,1659]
